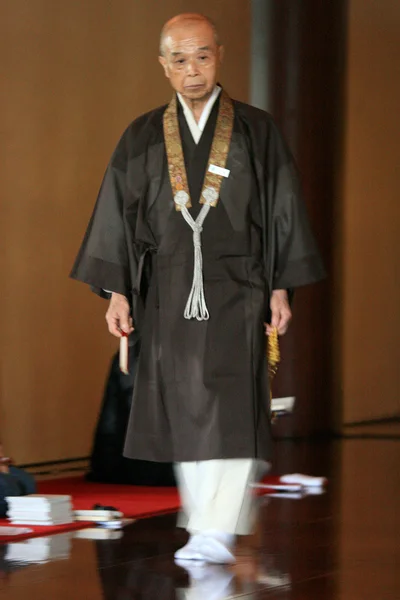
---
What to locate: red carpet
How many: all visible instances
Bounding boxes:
[0,477,180,544]
[38,476,181,517]
[0,475,297,544]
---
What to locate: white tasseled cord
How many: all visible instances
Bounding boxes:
[174,187,217,321]
[180,203,211,320]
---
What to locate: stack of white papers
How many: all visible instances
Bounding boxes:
[5,533,71,563]
[280,473,327,488]
[252,473,327,499]
[271,396,295,415]
[74,509,123,522]
[6,495,73,525]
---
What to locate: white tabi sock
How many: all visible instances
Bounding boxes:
[197,530,236,564]
[203,529,236,549]
[175,534,204,561]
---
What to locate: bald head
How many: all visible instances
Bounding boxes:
[158,13,224,105]
[159,13,220,56]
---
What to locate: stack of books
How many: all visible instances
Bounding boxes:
[6,494,73,526]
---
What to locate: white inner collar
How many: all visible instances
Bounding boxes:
[177,86,222,144]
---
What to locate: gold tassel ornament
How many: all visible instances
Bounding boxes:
[267,327,280,421]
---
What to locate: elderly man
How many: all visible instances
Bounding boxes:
[71,13,324,564]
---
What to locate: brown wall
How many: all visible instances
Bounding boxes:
[340,0,400,424]
[0,0,250,464]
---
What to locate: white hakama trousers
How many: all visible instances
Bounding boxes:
[175,459,268,536]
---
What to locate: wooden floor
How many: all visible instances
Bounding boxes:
[0,438,399,599]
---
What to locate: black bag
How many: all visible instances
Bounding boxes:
[87,337,176,486]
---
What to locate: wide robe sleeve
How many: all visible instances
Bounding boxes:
[70,129,134,300]
[266,120,326,291]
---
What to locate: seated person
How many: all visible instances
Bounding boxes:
[0,443,36,518]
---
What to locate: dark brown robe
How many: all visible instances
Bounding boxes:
[70,94,325,463]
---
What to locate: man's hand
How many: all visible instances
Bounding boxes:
[265,289,292,336]
[105,293,134,338]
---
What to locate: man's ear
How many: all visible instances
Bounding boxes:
[218,45,225,64]
[159,56,170,79]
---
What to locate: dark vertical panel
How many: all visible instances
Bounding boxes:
[253,1,348,436]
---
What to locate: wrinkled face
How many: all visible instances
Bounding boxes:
[159,21,223,101]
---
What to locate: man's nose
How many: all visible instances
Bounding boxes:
[186,58,199,75]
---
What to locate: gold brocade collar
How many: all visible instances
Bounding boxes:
[163,89,234,211]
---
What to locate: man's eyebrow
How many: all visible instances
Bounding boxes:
[171,46,211,56]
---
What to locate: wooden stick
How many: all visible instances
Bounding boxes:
[119,334,129,374]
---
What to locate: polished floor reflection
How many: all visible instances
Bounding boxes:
[0,438,399,599]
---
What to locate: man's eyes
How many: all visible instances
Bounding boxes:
[173,55,210,65]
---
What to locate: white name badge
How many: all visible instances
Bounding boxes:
[208,164,230,178]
